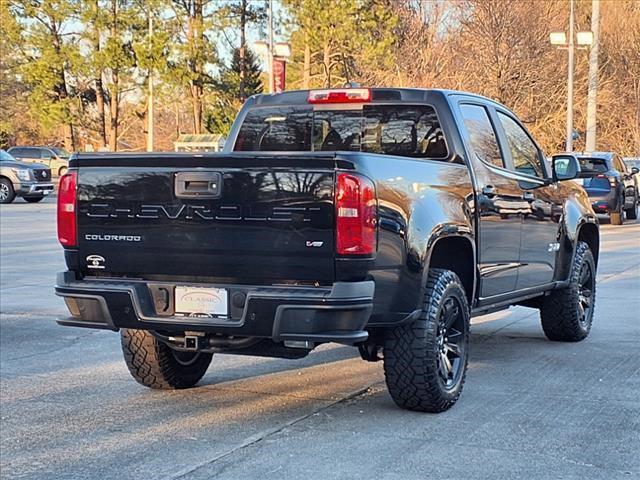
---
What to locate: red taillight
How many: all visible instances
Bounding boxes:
[595,173,616,186]
[57,171,77,247]
[308,88,371,104]
[335,173,377,255]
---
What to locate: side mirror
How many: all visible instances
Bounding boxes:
[552,154,581,181]
[631,167,639,175]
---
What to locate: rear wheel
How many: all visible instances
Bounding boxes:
[120,329,213,389]
[625,194,638,220]
[540,241,596,342]
[610,194,624,225]
[0,178,15,204]
[383,269,470,412]
[23,196,44,203]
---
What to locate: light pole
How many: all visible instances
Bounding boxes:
[254,0,292,93]
[585,0,600,152]
[147,12,154,152]
[550,0,593,152]
[268,0,274,93]
[566,0,575,152]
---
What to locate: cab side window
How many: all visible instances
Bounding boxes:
[10,148,26,158]
[459,104,504,168]
[497,112,543,178]
[24,148,39,159]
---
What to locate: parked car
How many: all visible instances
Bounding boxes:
[55,88,599,413]
[623,157,640,205]
[574,152,638,224]
[0,149,54,204]
[7,146,70,177]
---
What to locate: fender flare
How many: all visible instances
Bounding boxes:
[555,211,599,282]
[422,225,477,305]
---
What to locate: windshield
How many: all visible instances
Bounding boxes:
[51,148,70,159]
[234,104,448,159]
[0,150,15,162]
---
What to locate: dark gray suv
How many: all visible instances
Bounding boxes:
[0,150,54,204]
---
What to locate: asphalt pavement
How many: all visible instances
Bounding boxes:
[1,196,639,480]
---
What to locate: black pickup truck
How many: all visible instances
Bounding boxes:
[55,88,599,412]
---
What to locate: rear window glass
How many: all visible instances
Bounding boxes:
[578,158,608,175]
[234,105,448,159]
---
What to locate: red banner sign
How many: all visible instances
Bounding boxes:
[273,58,286,93]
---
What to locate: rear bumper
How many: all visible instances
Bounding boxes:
[587,191,617,213]
[54,271,373,345]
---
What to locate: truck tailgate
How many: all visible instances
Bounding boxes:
[75,154,336,284]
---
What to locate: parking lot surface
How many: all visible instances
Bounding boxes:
[1,197,639,480]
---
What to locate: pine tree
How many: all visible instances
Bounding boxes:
[7,0,82,150]
[283,0,398,89]
[205,47,263,136]
[214,0,266,102]
[219,48,263,101]
[168,0,218,134]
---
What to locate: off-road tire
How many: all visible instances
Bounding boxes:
[540,241,596,342]
[120,329,213,389]
[23,196,44,203]
[383,269,470,413]
[0,178,15,204]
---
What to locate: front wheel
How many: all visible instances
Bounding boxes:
[58,166,68,177]
[540,241,596,341]
[0,178,16,204]
[120,329,213,389]
[625,194,638,220]
[383,269,470,413]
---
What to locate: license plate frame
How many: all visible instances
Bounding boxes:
[174,286,228,317]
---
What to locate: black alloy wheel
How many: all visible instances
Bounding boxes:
[436,297,466,390]
[577,260,595,328]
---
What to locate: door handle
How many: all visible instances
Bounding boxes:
[522,191,535,201]
[482,185,498,198]
[175,171,223,199]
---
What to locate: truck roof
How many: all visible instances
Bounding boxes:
[248,87,501,108]
[574,152,615,160]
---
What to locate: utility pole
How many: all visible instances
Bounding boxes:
[268,0,274,93]
[566,0,575,152]
[585,0,600,152]
[147,12,154,152]
[239,0,247,102]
